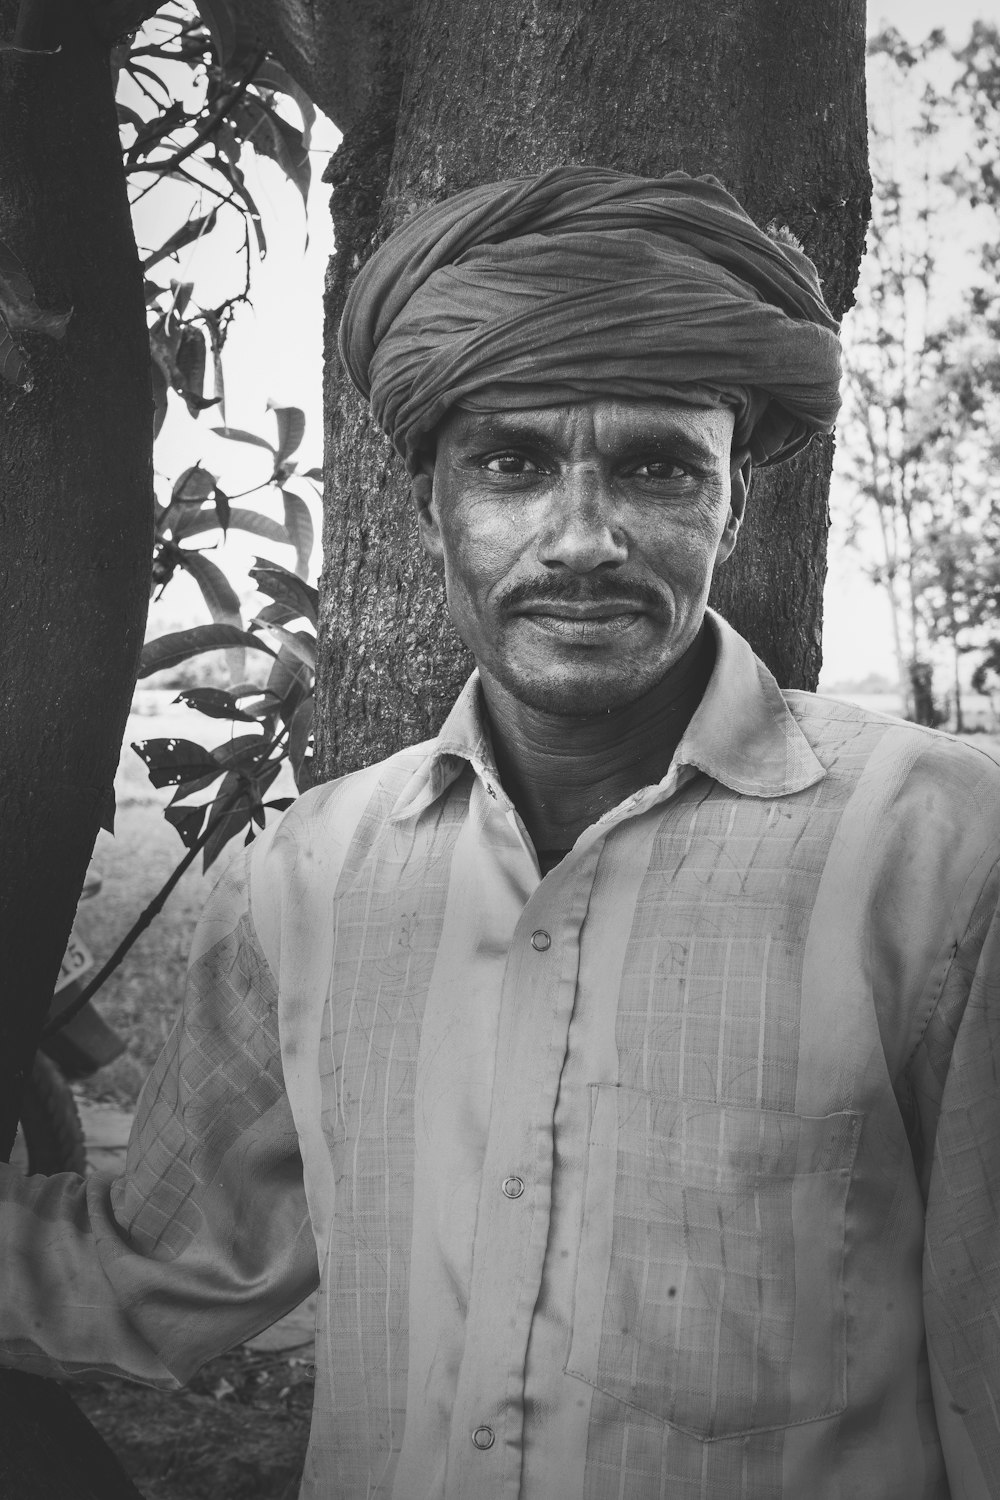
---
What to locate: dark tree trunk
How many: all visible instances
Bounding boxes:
[315,0,870,778]
[0,3,151,1492]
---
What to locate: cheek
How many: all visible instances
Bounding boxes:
[441,505,526,602]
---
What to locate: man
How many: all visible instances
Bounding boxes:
[3,166,1000,1498]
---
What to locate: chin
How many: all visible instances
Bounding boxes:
[501,661,663,717]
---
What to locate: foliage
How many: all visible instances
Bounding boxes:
[134,554,318,871]
[117,0,315,436]
[838,25,1000,725]
[109,1,324,871]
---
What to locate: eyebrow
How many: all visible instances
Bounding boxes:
[455,412,720,466]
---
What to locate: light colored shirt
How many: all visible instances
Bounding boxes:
[3,611,1000,1499]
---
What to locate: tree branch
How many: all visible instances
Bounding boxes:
[125,46,267,178]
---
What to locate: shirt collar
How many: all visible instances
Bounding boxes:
[388,609,826,823]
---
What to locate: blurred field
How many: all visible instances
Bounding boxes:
[75,690,295,1107]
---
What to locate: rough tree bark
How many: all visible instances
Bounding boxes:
[0,1,151,1492]
[314,0,870,779]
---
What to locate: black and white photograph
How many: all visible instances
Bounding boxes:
[1,1,999,1495]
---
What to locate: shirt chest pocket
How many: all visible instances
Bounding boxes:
[565,1085,862,1441]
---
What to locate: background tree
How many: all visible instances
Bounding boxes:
[839,25,1000,726]
[299,0,871,778]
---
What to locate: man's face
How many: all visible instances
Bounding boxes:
[412,397,749,716]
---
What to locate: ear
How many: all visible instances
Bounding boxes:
[717,448,752,564]
[410,462,445,574]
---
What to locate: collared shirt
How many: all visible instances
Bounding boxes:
[3,611,1000,1498]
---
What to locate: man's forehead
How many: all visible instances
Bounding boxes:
[442,398,736,450]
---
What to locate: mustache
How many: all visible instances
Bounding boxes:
[499,575,667,612]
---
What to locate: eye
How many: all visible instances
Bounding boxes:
[482,452,540,476]
[631,459,690,481]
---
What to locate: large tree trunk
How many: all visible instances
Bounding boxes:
[0,3,151,1492]
[315,0,870,778]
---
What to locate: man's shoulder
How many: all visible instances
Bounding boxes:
[274,736,440,835]
[783,687,1000,792]
[245,737,442,946]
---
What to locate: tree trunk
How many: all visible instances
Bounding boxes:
[0,3,152,1492]
[315,0,870,779]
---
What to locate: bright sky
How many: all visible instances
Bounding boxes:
[143,4,1000,690]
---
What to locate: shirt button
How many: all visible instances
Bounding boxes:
[472,1425,495,1450]
[530,929,551,951]
[502,1175,524,1199]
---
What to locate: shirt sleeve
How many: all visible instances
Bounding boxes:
[0,844,318,1388]
[914,860,1000,1497]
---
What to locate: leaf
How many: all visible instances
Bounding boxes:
[142,209,218,272]
[126,98,186,165]
[255,600,299,627]
[212,732,269,771]
[124,60,173,108]
[266,643,312,724]
[171,463,217,504]
[195,0,238,66]
[174,687,255,722]
[98,785,116,836]
[176,550,241,624]
[201,771,252,870]
[253,59,316,136]
[252,619,316,670]
[243,98,311,205]
[172,505,286,546]
[116,102,146,133]
[164,803,208,850]
[287,696,314,787]
[210,424,275,454]
[167,280,194,324]
[210,157,266,257]
[270,403,305,467]
[150,358,168,437]
[138,624,277,678]
[174,325,208,415]
[250,562,318,625]
[131,737,222,790]
[281,489,313,578]
[214,486,231,533]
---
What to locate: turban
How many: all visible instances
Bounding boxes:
[339,165,842,471]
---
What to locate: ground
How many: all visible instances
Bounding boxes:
[71,1347,313,1500]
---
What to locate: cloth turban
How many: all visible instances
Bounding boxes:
[338,165,843,471]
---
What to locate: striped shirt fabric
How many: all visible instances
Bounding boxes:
[3,610,1000,1498]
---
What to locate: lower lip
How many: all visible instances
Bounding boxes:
[519,612,644,642]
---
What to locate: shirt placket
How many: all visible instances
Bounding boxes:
[443,836,601,1500]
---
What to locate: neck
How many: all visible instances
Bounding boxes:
[481,622,715,856]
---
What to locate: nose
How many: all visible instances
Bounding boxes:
[536,466,628,573]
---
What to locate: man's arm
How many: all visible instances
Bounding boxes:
[0,845,318,1387]
[916,862,1000,1497]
